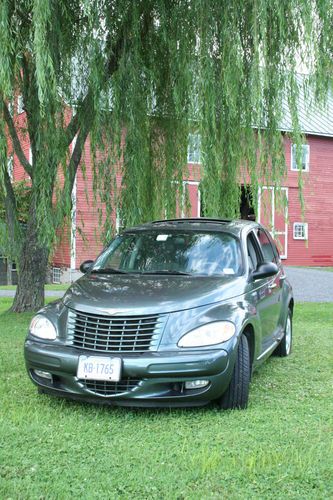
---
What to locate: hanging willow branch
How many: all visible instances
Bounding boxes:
[0,0,332,255]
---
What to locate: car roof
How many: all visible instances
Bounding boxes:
[124,218,258,237]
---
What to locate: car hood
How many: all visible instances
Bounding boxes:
[62,273,246,315]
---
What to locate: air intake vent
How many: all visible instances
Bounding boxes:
[67,309,167,353]
[80,378,141,396]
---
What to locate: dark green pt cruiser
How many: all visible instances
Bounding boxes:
[24,218,293,409]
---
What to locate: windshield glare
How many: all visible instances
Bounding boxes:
[93,230,242,276]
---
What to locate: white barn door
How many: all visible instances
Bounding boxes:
[258,186,288,259]
[182,181,201,217]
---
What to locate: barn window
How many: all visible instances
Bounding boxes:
[7,155,13,180]
[116,209,124,234]
[293,222,308,240]
[291,144,310,171]
[187,133,201,163]
[8,101,14,117]
[17,95,24,114]
[52,267,61,284]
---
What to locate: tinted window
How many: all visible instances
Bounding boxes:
[93,230,242,276]
[257,229,275,262]
[247,234,259,272]
[266,231,280,261]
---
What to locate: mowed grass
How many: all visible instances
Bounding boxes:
[0,284,68,291]
[0,299,332,499]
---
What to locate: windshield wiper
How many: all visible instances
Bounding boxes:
[141,270,191,276]
[91,268,128,274]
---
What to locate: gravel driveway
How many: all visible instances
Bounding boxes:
[0,267,332,302]
[284,267,333,302]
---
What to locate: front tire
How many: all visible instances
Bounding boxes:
[275,309,292,357]
[219,334,250,410]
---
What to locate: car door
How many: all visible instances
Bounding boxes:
[254,228,283,351]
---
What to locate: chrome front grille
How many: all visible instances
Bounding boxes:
[80,378,141,396]
[67,309,167,352]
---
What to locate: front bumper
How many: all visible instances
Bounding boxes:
[24,339,234,407]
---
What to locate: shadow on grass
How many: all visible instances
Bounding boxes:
[32,353,290,418]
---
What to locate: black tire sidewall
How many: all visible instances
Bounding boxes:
[219,334,251,410]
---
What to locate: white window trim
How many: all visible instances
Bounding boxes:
[181,180,201,217]
[17,95,24,114]
[293,222,308,240]
[116,208,123,233]
[257,186,289,259]
[7,155,13,180]
[70,130,77,271]
[291,144,310,172]
[70,175,77,270]
[187,133,201,164]
[52,267,61,284]
[29,147,33,165]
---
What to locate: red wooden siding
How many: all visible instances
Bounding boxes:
[75,138,123,266]
[285,135,333,265]
[8,114,333,269]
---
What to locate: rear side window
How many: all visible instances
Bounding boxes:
[266,231,280,262]
[256,229,276,263]
[247,233,259,272]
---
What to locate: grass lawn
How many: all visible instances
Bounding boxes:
[0,284,68,291]
[0,299,332,499]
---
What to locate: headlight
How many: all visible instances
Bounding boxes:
[29,315,57,340]
[178,321,235,348]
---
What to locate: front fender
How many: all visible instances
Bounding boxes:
[159,298,261,357]
[279,278,294,327]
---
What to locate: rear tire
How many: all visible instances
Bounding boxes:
[274,309,292,357]
[219,334,250,410]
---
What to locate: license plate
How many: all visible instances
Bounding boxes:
[77,356,122,381]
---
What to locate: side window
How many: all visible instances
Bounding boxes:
[257,229,276,263]
[246,233,259,272]
[266,231,280,262]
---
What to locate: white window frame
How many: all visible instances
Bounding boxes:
[291,144,310,172]
[293,222,308,240]
[8,101,14,117]
[70,131,77,271]
[7,155,13,180]
[52,267,61,284]
[17,95,24,114]
[70,174,77,270]
[187,133,201,164]
[115,208,124,233]
[29,147,33,165]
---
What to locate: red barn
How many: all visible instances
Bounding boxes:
[2,86,333,284]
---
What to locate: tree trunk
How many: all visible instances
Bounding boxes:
[6,260,12,286]
[11,210,50,313]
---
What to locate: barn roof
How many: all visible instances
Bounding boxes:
[279,74,333,138]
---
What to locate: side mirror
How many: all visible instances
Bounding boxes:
[252,262,278,281]
[79,260,94,274]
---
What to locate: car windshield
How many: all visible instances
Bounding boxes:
[92,230,242,277]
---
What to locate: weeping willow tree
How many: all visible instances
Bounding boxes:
[0,0,332,311]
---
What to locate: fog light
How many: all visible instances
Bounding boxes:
[34,369,52,381]
[185,380,209,390]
